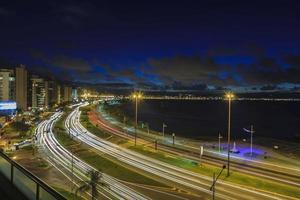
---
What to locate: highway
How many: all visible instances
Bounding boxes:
[67,103,296,200]
[96,104,300,188]
[35,111,149,200]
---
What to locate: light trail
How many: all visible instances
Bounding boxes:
[67,103,297,200]
[97,104,300,187]
[35,112,149,200]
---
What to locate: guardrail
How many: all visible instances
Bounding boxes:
[0,150,66,200]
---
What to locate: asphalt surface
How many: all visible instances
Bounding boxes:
[67,103,296,200]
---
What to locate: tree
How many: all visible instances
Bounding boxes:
[75,170,108,200]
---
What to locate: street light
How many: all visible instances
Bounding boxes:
[210,165,226,200]
[243,125,255,156]
[162,123,167,137]
[172,133,175,145]
[225,92,234,177]
[132,92,142,146]
[68,126,75,198]
[218,133,223,153]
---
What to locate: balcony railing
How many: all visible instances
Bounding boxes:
[0,150,66,200]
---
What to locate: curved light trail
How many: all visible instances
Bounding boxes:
[66,103,296,200]
[35,111,149,200]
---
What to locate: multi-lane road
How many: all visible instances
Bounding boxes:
[95,104,300,188]
[66,103,298,200]
[35,111,149,200]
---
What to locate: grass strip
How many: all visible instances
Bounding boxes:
[53,111,165,187]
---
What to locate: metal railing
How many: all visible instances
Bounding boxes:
[0,150,66,200]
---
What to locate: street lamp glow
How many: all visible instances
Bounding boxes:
[225,91,234,177]
[132,92,143,99]
[225,92,234,99]
[131,92,143,146]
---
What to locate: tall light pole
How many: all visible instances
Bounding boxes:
[132,92,142,146]
[162,123,167,137]
[68,126,75,199]
[218,133,222,153]
[243,125,255,156]
[226,92,234,177]
[210,165,226,200]
[250,125,254,156]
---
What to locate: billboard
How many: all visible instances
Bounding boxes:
[0,101,17,110]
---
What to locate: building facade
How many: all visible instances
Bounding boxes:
[15,65,28,110]
[63,86,72,102]
[0,69,15,101]
[31,76,47,110]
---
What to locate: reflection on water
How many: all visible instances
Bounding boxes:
[120,99,300,141]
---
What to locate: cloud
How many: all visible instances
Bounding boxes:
[29,50,98,83]
[260,84,279,91]
[50,55,92,72]
[148,55,230,85]
[30,49,93,72]
[29,46,300,91]
[146,50,300,89]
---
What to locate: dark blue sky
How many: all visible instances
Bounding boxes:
[1,0,300,91]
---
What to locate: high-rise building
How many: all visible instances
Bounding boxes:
[15,65,28,110]
[72,88,78,100]
[44,81,49,108]
[0,69,15,101]
[63,86,72,102]
[31,76,47,110]
[57,85,61,104]
[47,80,59,106]
[48,80,62,106]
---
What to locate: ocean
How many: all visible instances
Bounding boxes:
[118,99,300,141]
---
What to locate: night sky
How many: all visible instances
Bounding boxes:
[1,0,300,92]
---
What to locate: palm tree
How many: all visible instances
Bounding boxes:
[75,170,108,200]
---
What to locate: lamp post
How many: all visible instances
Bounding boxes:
[162,123,167,137]
[172,133,175,145]
[132,92,142,146]
[243,125,255,156]
[250,125,254,156]
[210,165,226,200]
[218,133,223,153]
[68,126,75,199]
[225,92,234,177]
